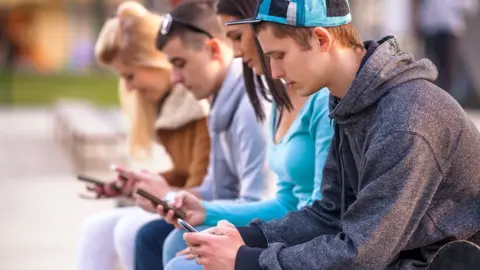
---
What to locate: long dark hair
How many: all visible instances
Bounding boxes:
[217,0,292,121]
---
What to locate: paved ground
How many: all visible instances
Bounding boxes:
[0,108,115,270]
[0,107,479,270]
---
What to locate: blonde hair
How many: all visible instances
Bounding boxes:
[95,1,170,161]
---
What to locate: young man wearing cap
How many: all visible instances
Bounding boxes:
[132,1,270,269]
[183,0,480,269]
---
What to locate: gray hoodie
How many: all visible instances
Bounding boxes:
[236,36,480,269]
[193,58,269,202]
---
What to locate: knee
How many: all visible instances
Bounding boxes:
[80,213,113,241]
[164,228,186,248]
[135,219,174,251]
[113,217,140,253]
[163,229,189,265]
[165,256,197,270]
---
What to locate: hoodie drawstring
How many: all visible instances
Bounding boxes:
[334,123,346,222]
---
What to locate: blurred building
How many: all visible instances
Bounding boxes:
[0,0,172,73]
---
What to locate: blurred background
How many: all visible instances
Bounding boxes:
[0,0,479,269]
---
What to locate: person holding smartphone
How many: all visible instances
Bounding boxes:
[180,0,480,269]
[124,1,273,269]
[133,0,334,269]
[76,2,211,270]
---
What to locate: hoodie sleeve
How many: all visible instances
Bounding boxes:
[242,131,443,270]
[232,98,269,202]
[191,152,215,200]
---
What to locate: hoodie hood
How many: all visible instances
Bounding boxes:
[155,84,209,130]
[330,36,438,125]
[210,58,245,132]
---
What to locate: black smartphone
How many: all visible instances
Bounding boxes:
[178,218,199,232]
[135,189,186,219]
[77,175,104,185]
[77,174,121,192]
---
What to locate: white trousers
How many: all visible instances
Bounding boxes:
[76,206,159,270]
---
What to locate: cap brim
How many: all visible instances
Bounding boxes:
[225,18,262,26]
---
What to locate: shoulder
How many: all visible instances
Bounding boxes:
[309,88,330,113]
[232,95,262,129]
[304,88,332,132]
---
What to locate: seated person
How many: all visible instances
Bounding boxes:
[182,0,480,269]
[76,2,210,270]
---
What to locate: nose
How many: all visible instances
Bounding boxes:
[270,60,285,80]
[171,70,184,84]
[232,43,244,59]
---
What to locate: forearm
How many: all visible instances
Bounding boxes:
[202,198,291,226]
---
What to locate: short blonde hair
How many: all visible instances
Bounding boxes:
[95,1,169,161]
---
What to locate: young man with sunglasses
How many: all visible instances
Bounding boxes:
[132,1,270,269]
[182,0,480,269]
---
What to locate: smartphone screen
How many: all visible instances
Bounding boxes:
[178,219,198,232]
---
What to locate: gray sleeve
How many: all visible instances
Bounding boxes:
[258,132,443,270]
[233,98,269,202]
[191,152,214,200]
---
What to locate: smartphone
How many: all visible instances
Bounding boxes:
[77,174,121,192]
[77,174,104,185]
[178,218,198,232]
[135,189,186,219]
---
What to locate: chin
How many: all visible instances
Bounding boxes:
[253,67,264,76]
[296,87,318,97]
[191,92,206,100]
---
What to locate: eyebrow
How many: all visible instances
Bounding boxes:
[226,30,240,39]
[263,51,275,57]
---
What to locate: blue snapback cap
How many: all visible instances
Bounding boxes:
[226,0,352,27]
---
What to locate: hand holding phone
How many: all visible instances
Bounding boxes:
[77,174,124,200]
[135,189,186,219]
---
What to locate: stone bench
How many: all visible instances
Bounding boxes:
[53,99,128,173]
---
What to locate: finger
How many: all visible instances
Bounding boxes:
[104,183,118,196]
[195,256,208,266]
[183,232,210,246]
[189,244,208,257]
[217,220,235,228]
[184,253,196,260]
[176,247,192,256]
[165,210,177,225]
[111,164,131,179]
[156,205,167,217]
[122,178,136,195]
[206,225,236,236]
[174,192,187,208]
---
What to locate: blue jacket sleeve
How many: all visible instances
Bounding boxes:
[202,179,298,226]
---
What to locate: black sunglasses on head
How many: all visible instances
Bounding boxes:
[157,14,213,50]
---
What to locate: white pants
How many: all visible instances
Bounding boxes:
[76,207,159,270]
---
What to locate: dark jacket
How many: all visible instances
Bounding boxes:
[236,36,480,270]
